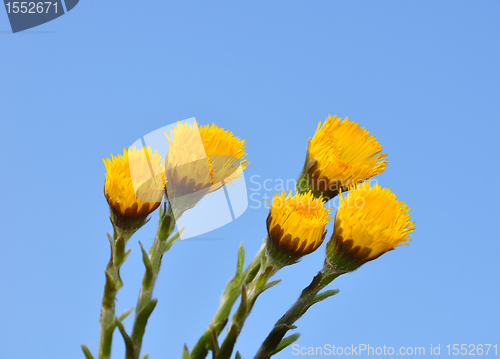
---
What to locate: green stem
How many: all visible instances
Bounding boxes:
[97,227,134,359]
[189,239,267,359]
[216,254,282,359]
[254,263,343,359]
[127,204,178,359]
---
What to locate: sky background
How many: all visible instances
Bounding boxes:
[1,1,499,358]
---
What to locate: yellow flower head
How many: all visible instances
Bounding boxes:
[266,190,331,265]
[164,121,249,215]
[297,115,387,201]
[326,181,415,272]
[103,147,165,231]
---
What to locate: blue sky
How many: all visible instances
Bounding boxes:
[1,1,499,358]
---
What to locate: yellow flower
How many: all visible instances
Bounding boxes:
[164,121,249,215]
[103,147,165,231]
[326,182,415,272]
[266,190,331,265]
[297,115,387,201]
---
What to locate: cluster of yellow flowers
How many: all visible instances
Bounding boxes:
[267,115,415,271]
[103,115,414,270]
[103,121,249,228]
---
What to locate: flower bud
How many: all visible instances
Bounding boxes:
[164,121,249,218]
[266,190,331,266]
[103,146,165,233]
[325,182,415,272]
[297,115,387,201]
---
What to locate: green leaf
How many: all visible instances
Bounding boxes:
[140,353,149,359]
[311,289,340,305]
[300,290,340,317]
[260,254,268,269]
[114,235,126,265]
[162,227,185,253]
[257,324,297,359]
[139,241,153,290]
[106,233,115,271]
[233,285,248,323]
[270,333,301,356]
[209,325,220,355]
[159,201,165,218]
[235,243,245,278]
[262,279,281,292]
[80,344,94,359]
[158,211,174,241]
[131,298,158,344]
[216,322,240,359]
[235,351,242,359]
[182,344,189,359]
[245,259,261,285]
[115,316,134,357]
[256,264,275,290]
[118,307,134,322]
[320,272,341,286]
[107,232,114,244]
[114,236,132,268]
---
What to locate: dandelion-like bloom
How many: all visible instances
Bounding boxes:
[297,115,387,201]
[266,190,331,265]
[164,121,249,216]
[326,182,415,272]
[103,147,165,231]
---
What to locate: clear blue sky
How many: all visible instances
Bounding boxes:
[1,1,499,358]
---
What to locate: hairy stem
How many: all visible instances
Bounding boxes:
[254,263,342,359]
[127,204,178,359]
[216,255,281,359]
[97,226,134,359]
[189,239,267,359]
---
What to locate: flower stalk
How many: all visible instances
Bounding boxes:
[215,253,282,359]
[254,263,343,359]
[189,239,267,359]
[100,228,133,358]
[80,219,136,359]
[124,201,181,359]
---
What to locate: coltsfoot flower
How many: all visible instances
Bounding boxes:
[103,146,165,232]
[266,190,331,266]
[164,121,249,216]
[326,182,415,272]
[297,115,387,201]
